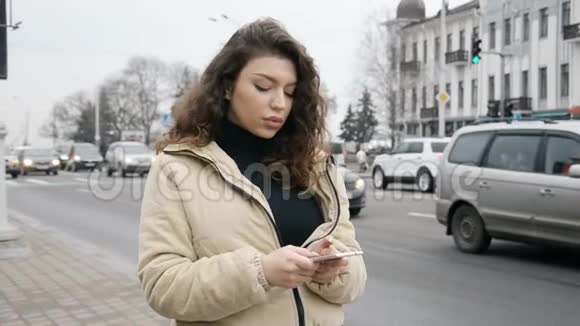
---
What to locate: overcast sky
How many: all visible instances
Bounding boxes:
[0,0,468,147]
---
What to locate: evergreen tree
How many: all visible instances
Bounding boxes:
[339,104,357,142]
[354,88,378,143]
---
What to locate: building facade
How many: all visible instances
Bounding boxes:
[390,0,580,138]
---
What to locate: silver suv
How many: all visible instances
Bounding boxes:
[436,120,580,253]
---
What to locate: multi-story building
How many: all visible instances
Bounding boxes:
[389,0,580,138]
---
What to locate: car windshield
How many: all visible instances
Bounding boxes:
[75,144,99,155]
[123,144,149,154]
[23,148,54,157]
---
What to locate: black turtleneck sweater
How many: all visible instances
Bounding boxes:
[216,118,324,247]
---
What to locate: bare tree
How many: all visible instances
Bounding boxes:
[101,77,140,137]
[168,62,200,99]
[359,8,400,148]
[123,56,169,145]
[39,91,92,142]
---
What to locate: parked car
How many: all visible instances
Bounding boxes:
[4,150,20,178]
[371,137,450,192]
[65,142,103,171]
[338,166,366,217]
[436,119,580,253]
[16,147,60,176]
[104,141,155,177]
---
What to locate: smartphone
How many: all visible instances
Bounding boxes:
[311,250,364,262]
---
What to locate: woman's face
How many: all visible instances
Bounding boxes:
[227,54,297,139]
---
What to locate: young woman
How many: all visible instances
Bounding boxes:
[138,18,366,326]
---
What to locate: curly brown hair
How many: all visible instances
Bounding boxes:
[157,18,329,188]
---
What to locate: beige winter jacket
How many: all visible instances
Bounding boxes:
[138,141,367,326]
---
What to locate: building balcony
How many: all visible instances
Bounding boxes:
[563,23,580,42]
[445,50,469,66]
[400,60,421,74]
[420,106,438,119]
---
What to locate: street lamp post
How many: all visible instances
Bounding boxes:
[0,121,19,241]
[438,0,447,137]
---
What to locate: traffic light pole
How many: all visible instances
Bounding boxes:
[438,0,447,138]
[0,122,19,241]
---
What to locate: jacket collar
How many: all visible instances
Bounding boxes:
[162,141,336,223]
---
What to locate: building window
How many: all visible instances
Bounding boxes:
[489,22,496,49]
[423,40,428,63]
[471,79,478,107]
[459,29,465,50]
[401,43,406,62]
[504,73,511,99]
[422,86,427,108]
[561,64,569,97]
[522,70,529,97]
[488,75,495,100]
[523,13,530,41]
[412,42,418,61]
[458,80,464,109]
[447,33,453,52]
[540,8,548,38]
[445,83,451,109]
[412,88,417,113]
[472,26,479,40]
[562,1,571,30]
[539,67,547,99]
[435,37,440,61]
[504,18,511,46]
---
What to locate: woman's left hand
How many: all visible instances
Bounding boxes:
[307,236,350,284]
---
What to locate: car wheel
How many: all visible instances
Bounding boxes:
[349,208,361,217]
[451,205,491,254]
[45,171,51,175]
[53,170,58,176]
[372,168,387,190]
[11,172,18,179]
[417,169,434,193]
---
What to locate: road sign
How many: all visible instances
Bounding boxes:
[437,92,450,104]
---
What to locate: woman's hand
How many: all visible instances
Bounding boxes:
[307,236,349,284]
[261,246,320,289]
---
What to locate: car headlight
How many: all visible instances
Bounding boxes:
[10,159,19,165]
[60,155,68,160]
[23,159,33,166]
[355,178,365,191]
[125,157,134,164]
[52,159,60,166]
[74,155,81,161]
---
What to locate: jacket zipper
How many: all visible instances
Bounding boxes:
[170,150,306,326]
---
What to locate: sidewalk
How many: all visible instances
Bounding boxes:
[0,211,166,325]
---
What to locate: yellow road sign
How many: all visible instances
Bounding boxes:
[437,92,449,104]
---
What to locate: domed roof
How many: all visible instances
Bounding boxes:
[396,0,426,20]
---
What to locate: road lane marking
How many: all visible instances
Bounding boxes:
[408,212,436,219]
[76,188,91,194]
[25,179,50,185]
[74,177,87,183]
[6,180,19,187]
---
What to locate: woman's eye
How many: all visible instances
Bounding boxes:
[255,85,270,92]
[285,92,295,98]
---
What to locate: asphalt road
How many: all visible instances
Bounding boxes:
[6,171,580,326]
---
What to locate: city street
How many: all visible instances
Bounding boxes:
[5,171,580,326]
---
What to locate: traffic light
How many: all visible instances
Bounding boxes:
[471,37,482,64]
[1,0,7,79]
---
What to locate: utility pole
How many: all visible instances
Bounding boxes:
[438,0,447,137]
[95,88,101,151]
[0,122,19,241]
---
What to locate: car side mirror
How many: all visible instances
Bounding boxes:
[569,164,580,178]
